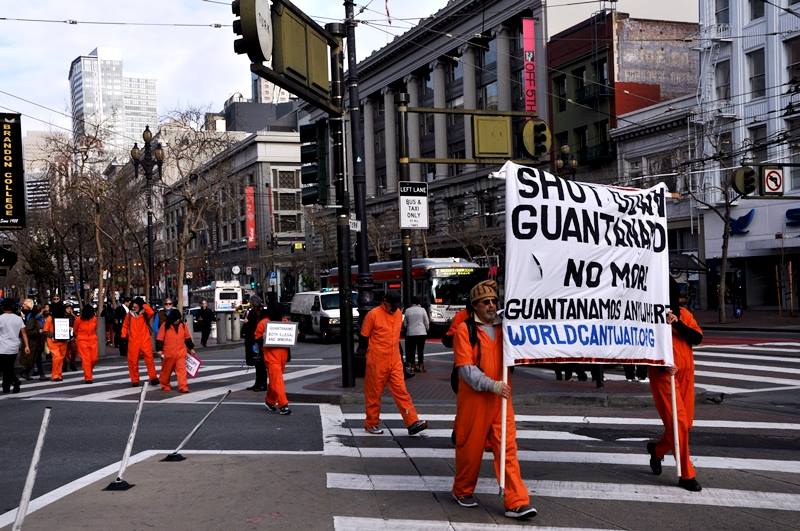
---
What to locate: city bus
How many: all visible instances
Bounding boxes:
[190,280,243,312]
[326,257,489,333]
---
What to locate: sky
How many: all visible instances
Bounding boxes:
[0,0,698,140]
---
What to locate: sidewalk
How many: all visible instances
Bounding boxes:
[692,308,800,332]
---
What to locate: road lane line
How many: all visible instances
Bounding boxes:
[695,360,800,375]
[326,474,800,511]
[694,351,800,363]
[344,428,600,441]
[698,345,800,354]
[333,516,613,531]
[694,370,800,386]
[339,413,800,430]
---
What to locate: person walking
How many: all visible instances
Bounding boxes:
[20,300,45,381]
[74,304,98,384]
[43,300,69,382]
[360,292,428,436]
[403,296,430,373]
[0,299,30,394]
[242,295,266,391]
[196,300,215,348]
[646,278,703,492]
[156,308,195,393]
[254,302,291,414]
[114,297,131,357]
[64,302,78,372]
[451,280,536,519]
[121,297,158,387]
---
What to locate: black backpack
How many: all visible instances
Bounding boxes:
[449,317,480,393]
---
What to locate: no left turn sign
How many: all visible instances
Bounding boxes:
[762,166,784,195]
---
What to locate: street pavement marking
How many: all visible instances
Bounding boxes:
[1,365,241,401]
[339,413,800,431]
[346,428,601,441]
[722,385,800,394]
[695,360,800,375]
[693,351,800,363]
[326,474,800,512]
[756,342,800,348]
[694,370,800,386]
[323,446,800,473]
[333,516,614,531]
[161,364,341,403]
[699,345,800,353]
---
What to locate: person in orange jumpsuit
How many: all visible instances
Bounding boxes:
[156,309,195,393]
[647,277,703,492]
[451,280,536,519]
[360,292,428,436]
[121,297,158,387]
[254,304,291,415]
[74,304,98,383]
[442,307,470,348]
[43,301,69,382]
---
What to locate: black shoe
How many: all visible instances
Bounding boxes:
[647,442,662,475]
[264,402,277,412]
[678,478,702,492]
[279,406,291,415]
[246,385,256,391]
[12,382,20,394]
[84,380,93,384]
[452,493,478,508]
[52,378,62,382]
[407,420,428,435]
[149,378,159,386]
[252,385,267,392]
[577,372,588,382]
[38,375,47,381]
[504,505,537,519]
[131,382,140,387]
[70,364,77,371]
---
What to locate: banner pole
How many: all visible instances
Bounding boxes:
[163,390,231,462]
[499,365,508,497]
[670,373,682,479]
[12,407,52,531]
[105,381,149,490]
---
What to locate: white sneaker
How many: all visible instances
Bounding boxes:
[365,425,384,435]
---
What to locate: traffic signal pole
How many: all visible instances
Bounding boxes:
[397,93,413,310]
[344,0,375,330]
[326,23,355,388]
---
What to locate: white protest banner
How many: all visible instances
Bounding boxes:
[186,352,202,378]
[54,318,71,340]
[502,162,673,368]
[264,321,298,347]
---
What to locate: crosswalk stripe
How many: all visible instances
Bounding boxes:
[694,350,800,363]
[160,364,341,403]
[342,427,600,441]
[323,446,800,473]
[326,474,800,512]
[695,359,800,375]
[756,342,800,348]
[338,413,800,431]
[694,370,800,386]
[333,516,612,531]
[698,344,800,353]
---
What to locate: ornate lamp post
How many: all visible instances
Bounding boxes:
[555,144,578,180]
[130,125,164,304]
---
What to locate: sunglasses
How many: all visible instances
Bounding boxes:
[478,298,498,306]
[165,302,173,305]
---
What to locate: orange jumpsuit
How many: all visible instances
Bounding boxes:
[446,309,470,339]
[121,304,157,384]
[648,306,702,480]
[157,322,192,392]
[361,305,420,429]
[43,316,69,381]
[452,320,530,510]
[254,317,290,408]
[74,316,98,381]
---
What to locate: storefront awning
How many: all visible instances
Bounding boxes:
[669,253,707,273]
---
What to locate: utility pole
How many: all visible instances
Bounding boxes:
[397,93,412,309]
[344,0,375,331]
[326,23,355,388]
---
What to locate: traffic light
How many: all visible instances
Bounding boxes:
[300,120,329,206]
[232,0,272,64]
[522,119,551,159]
[732,166,758,196]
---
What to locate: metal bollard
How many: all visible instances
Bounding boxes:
[185,314,195,336]
[12,407,52,531]
[97,318,106,358]
[105,382,149,491]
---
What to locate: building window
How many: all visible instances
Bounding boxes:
[626,159,643,184]
[484,38,497,66]
[594,59,608,85]
[274,169,298,188]
[480,82,498,110]
[787,37,800,83]
[450,57,463,82]
[575,126,588,158]
[554,76,567,112]
[788,119,800,189]
[750,0,764,21]
[715,60,731,100]
[716,0,730,25]
[749,125,767,164]
[717,131,733,185]
[573,67,586,96]
[747,49,766,99]
[446,95,463,127]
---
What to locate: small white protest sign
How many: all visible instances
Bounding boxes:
[264,322,298,347]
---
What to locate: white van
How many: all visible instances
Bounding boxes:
[290,290,358,341]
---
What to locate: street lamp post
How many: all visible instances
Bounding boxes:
[555,144,578,180]
[130,125,164,305]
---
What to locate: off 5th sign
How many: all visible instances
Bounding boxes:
[762,166,784,196]
[398,181,428,229]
